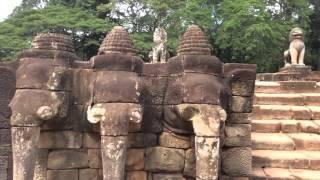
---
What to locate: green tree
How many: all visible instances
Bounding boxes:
[0,5,112,61]
[215,0,311,72]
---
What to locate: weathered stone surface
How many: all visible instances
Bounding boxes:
[0,129,11,146]
[47,170,78,180]
[126,149,145,170]
[228,113,252,124]
[163,105,193,135]
[98,26,138,55]
[83,133,101,148]
[152,173,186,180]
[175,104,226,136]
[91,54,142,73]
[159,132,191,149]
[87,103,142,136]
[0,147,11,156]
[195,137,220,180]
[183,149,195,178]
[231,80,255,97]
[177,25,212,56]
[128,133,157,148]
[46,67,72,91]
[33,149,48,180]
[47,150,89,169]
[39,131,82,149]
[230,96,253,113]
[79,169,101,180]
[11,127,40,180]
[145,147,185,172]
[222,147,252,176]
[126,171,147,180]
[88,149,102,168]
[93,71,140,103]
[72,69,94,105]
[10,90,69,126]
[224,124,251,147]
[182,55,223,75]
[223,63,257,81]
[183,73,224,104]
[0,67,15,102]
[164,76,183,105]
[16,59,53,89]
[140,105,163,133]
[142,63,169,77]
[141,76,167,105]
[101,136,127,180]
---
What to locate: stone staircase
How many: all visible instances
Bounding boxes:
[252,80,320,179]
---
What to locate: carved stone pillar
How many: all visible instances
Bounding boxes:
[164,25,229,180]
[9,33,76,180]
[87,26,143,180]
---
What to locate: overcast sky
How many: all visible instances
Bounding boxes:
[0,0,22,21]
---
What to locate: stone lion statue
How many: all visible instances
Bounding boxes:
[151,27,168,63]
[284,27,305,67]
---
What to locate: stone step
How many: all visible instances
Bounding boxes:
[252,167,320,179]
[252,133,320,151]
[254,93,320,106]
[253,105,320,120]
[253,150,320,170]
[252,120,320,133]
[255,81,320,94]
[252,133,295,150]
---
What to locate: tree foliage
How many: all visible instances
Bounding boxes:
[0,0,317,72]
[0,5,112,61]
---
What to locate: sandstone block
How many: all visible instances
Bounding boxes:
[159,132,191,149]
[182,55,223,75]
[88,149,102,168]
[79,169,101,180]
[91,54,142,73]
[164,76,183,105]
[228,113,252,124]
[83,133,100,148]
[140,105,163,133]
[48,150,89,169]
[183,149,195,178]
[142,63,169,76]
[163,105,193,135]
[223,63,257,80]
[72,69,94,105]
[222,147,252,176]
[126,171,147,180]
[224,124,251,147]
[231,80,255,97]
[145,147,185,172]
[39,131,82,149]
[10,90,69,126]
[176,104,226,136]
[16,59,53,89]
[0,129,11,146]
[101,136,127,180]
[141,76,167,105]
[195,137,220,179]
[33,149,48,180]
[126,149,145,170]
[182,74,223,105]
[47,170,78,180]
[230,96,253,113]
[95,103,142,136]
[128,133,157,148]
[94,71,140,103]
[152,173,186,180]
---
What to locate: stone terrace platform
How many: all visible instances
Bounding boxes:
[252,66,320,179]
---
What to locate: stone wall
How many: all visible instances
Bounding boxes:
[222,64,256,179]
[0,25,257,180]
[0,61,17,180]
